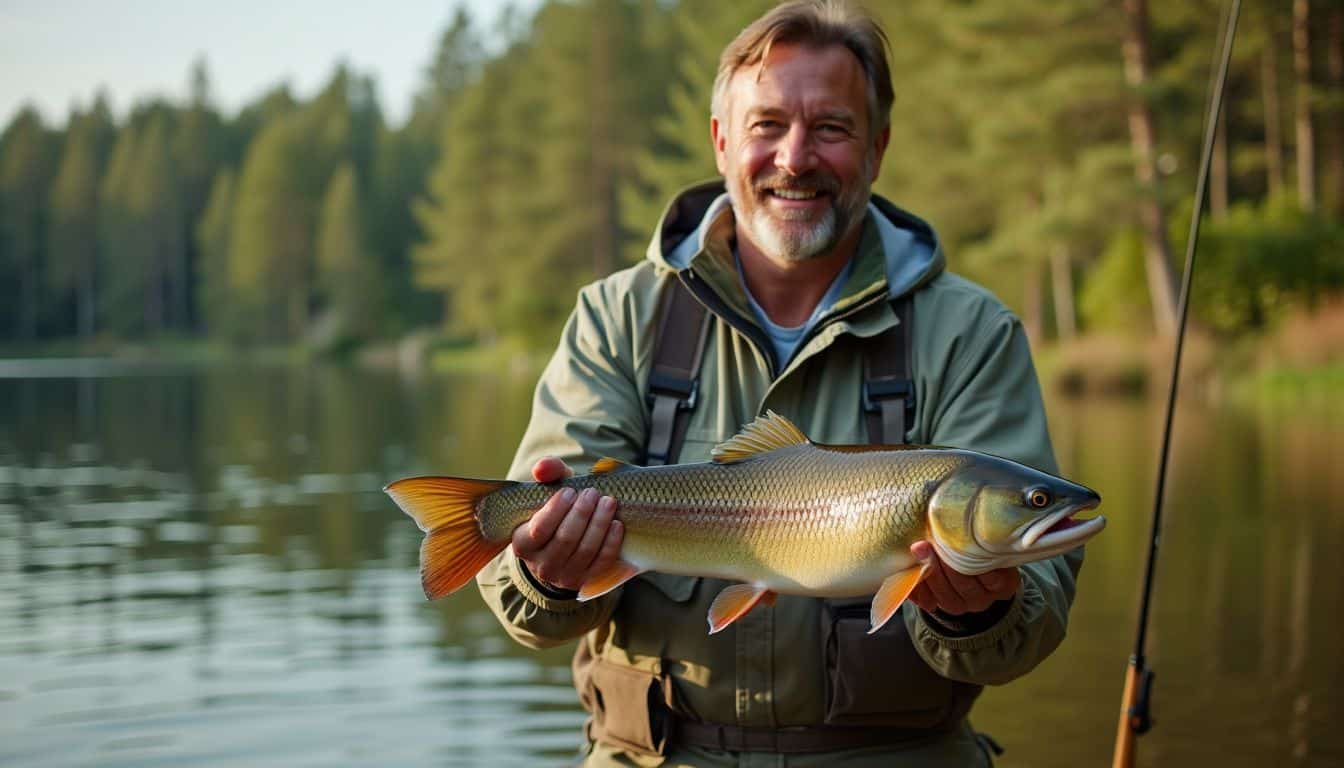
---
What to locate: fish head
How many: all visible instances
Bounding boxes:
[925,454,1104,575]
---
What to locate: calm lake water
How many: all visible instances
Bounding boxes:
[0,360,1340,767]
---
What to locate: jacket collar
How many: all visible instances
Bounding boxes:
[648,180,946,310]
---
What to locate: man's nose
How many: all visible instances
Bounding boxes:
[774,124,817,176]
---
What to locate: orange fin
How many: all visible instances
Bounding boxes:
[707,584,778,634]
[711,410,809,463]
[385,476,515,599]
[591,457,636,474]
[577,559,643,601]
[868,563,929,634]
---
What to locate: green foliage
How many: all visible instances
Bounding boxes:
[3,0,1343,351]
[0,109,59,340]
[47,103,113,337]
[1193,198,1344,332]
[621,0,774,251]
[196,169,238,339]
[316,164,381,343]
[229,113,313,341]
[1080,229,1152,333]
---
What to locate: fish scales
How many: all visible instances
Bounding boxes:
[477,445,969,590]
[386,410,1105,633]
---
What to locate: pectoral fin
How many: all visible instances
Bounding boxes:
[577,559,643,601]
[868,563,930,634]
[707,584,778,634]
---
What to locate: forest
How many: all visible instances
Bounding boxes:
[0,0,1340,360]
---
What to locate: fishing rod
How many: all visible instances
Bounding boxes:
[1111,1,1241,767]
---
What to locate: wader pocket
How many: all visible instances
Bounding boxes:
[821,598,979,728]
[585,659,670,756]
[574,573,699,757]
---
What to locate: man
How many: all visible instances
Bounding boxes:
[477,1,1081,765]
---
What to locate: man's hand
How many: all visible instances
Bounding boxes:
[512,457,624,592]
[908,540,1019,616]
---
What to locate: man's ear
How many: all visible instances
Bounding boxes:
[869,124,891,182]
[711,115,728,175]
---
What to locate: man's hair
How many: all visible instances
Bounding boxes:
[711,0,894,136]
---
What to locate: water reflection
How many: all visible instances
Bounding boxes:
[0,363,1341,766]
[0,364,579,767]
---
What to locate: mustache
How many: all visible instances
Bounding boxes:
[752,171,841,196]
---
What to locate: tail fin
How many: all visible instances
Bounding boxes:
[385,476,515,599]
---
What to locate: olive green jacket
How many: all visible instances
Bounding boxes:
[477,182,1082,766]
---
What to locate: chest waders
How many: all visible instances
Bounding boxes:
[574,275,996,759]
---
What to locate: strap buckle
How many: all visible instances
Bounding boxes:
[647,371,699,411]
[862,377,913,413]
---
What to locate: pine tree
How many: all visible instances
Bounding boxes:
[412,48,524,342]
[316,163,381,342]
[0,109,58,340]
[622,0,773,248]
[130,109,185,334]
[173,58,226,331]
[196,169,237,338]
[503,0,670,345]
[377,8,485,333]
[412,6,483,140]
[47,104,113,338]
[96,118,145,336]
[229,114,312,341]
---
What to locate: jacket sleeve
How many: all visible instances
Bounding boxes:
[476,280,649,650]
[905,305,1085,686]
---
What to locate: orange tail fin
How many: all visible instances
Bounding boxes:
[385,476,515,599]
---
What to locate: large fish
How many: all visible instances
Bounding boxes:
[385,411,1104,634]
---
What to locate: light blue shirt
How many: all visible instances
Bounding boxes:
[736,251,855,368]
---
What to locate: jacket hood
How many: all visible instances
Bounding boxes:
[646,180,946,301]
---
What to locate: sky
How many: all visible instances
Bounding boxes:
[0,0,535,130]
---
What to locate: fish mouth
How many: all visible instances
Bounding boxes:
[1019,499,1105,552]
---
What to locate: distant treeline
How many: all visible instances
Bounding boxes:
[0,0,1341,351]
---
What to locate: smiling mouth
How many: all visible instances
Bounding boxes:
[768,188,823,200]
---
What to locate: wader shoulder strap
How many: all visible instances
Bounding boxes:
[644,276,711,466]
[863,297,915,445]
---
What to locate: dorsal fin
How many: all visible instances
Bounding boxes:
[711,410,810,463]
[591,457,636,474]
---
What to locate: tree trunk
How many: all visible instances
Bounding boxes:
[1023,263,1044,348]
[1122,0,1178,337]
[589,4,617,279]
[79,264,96,338]
[1212,99,1229,218]
[1263,26,1286,197]
[19,259,38,342]
[1294,0,1316,211]
[1327,6,1344,216]
[1050,246,1078,341]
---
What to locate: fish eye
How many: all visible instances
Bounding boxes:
[1027,488,1052,509]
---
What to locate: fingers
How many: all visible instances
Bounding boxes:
[514,487,576,557]
[909,540,935,562]
[531,456,574,483]
[584,518,625,582]
[919,556,971,615]
[569,495,618,577]
[513,486,620,591]
[537,488,601,578]
[907,542,1019,616]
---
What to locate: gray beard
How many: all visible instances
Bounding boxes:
[730,156,874,263]
[742,202,839,263]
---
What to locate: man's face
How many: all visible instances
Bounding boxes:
[712,43,889,265]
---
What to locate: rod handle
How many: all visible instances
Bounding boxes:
[1111,661,1155,768]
